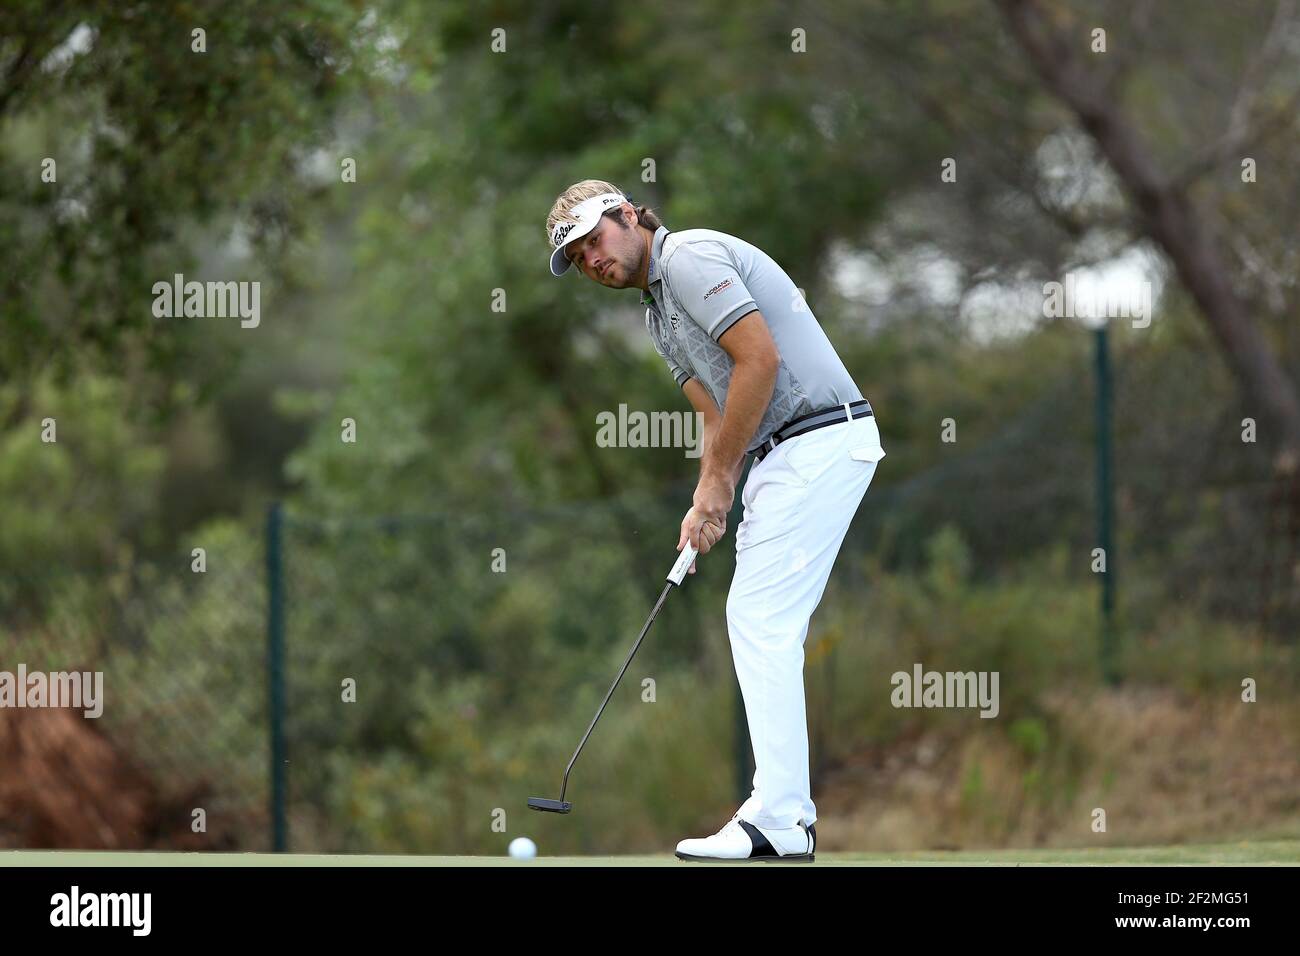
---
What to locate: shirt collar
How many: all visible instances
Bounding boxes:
[639,226,670,307]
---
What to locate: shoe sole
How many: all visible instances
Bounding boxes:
[674,851,815,864]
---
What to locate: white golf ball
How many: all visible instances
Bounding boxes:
[508,837,537,860]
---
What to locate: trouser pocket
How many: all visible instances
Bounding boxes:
[849,444,886,463]
[848,417,886,465]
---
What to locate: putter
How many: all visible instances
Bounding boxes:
[528,540,699,814]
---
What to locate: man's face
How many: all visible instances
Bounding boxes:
[564,206,643,288]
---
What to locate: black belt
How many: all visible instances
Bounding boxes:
[750,399,874,464]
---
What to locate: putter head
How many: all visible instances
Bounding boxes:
[527,797,572,814]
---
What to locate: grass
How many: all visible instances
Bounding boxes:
[2,839,1296,866]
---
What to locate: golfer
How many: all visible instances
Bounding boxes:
[546,180,885,862]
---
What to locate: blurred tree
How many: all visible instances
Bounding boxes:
[0,0,369,411]
[995,0,1300,467]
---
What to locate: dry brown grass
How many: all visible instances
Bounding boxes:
[815,685,1300,851]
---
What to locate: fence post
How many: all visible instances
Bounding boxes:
[266,501,289,851]
[1093,327,1119,685]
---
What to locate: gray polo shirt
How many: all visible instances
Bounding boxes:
[640,225,863,453]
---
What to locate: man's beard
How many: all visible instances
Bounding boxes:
[604,256,633,287]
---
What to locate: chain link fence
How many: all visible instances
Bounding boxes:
[4,335,1296,853]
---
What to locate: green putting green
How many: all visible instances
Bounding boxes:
[2,840,1296,866]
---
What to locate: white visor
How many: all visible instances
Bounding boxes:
[548,192,627,276]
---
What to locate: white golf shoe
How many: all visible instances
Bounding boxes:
[674,811,816,863]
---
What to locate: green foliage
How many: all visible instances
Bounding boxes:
[0,372,167,578]
[1,0,368,386]
[4,0,1297,854]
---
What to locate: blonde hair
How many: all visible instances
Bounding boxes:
[545,179,663,247]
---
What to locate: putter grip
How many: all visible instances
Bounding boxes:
[668,541,698,585]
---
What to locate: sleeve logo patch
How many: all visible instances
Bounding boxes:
[703,278,733,300]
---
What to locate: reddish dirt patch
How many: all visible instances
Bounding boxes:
[0,707,227,850]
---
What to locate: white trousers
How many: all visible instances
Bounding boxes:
[728,410,885,830]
